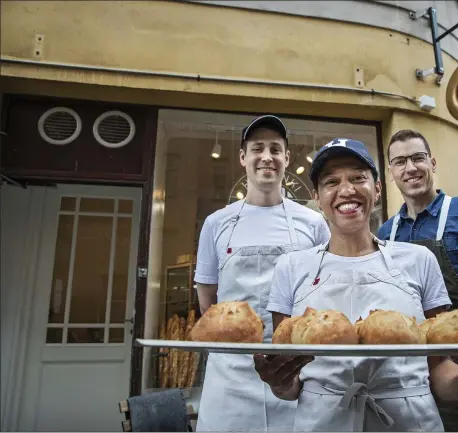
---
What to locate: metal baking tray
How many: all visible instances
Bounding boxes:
[136,339,458,357]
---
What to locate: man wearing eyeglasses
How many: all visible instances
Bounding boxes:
[378,130,457,307]
[377,129,458,431]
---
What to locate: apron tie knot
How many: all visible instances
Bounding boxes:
[339,382,395,432]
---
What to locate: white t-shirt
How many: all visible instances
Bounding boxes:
[267,241,451,315]
[194,199,331,285]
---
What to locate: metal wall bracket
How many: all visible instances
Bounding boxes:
[410,7,458,85]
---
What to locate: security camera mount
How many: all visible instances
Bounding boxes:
[410,7,458,85]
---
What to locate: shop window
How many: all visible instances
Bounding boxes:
[151,109,384,392]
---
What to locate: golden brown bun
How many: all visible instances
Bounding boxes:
[272,307,317,344]
[358,310,421,344]
[272,316,304,344]
[190,301,264,343]
[419,318,435,344]
[291,309,359,345]
[426,310,458,344]
[354,317,364,341]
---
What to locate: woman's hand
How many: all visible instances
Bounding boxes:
[253,354,314,401]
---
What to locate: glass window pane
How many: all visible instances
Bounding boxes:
[109,328,124,343]
[48,214,74,323]
[118,199,133,214]
[110,217,132,323]
[67,327,104,344]
[80,198,114,213]
[46,328,63,344]
[60,197,76,211]
[69,215,112,323]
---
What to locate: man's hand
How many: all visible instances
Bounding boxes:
[253,354,314,401]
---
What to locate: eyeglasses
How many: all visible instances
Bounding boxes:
[389,152,429,168]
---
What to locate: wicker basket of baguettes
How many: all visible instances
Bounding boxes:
[190,301,458,346]
[159,310,201,389]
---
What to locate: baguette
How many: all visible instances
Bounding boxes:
[169,315,181,387]
[178,310,197,388]
[159,323,168,388]
[176,317,187,388]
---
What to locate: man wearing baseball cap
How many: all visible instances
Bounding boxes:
[255,138,457,431]
[194,115,330,431]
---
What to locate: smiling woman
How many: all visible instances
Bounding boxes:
[255,138,458,432]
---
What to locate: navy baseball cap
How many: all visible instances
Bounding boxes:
[309,138,378,186]
[241,115,288,147]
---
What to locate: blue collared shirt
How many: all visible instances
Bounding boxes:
[378,190,458,275]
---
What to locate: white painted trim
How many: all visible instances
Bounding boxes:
[62,197,80,344]
[104,199,119,343]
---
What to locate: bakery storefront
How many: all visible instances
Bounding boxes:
[144,108,385,409]
[1,98,384,431]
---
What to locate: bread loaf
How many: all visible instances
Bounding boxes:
[426,310,458,344]
[159,323,168,388]
[357,310,421,344]
[272,308,317,344]
[191,301,264,343]
[291,309,358,345]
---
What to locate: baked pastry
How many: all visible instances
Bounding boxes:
[357,310,422,344]
[426,310,458,344]
[291,309,359,345]
[419,318,435,344]
[191,301,264,343]
[272,307,317,344]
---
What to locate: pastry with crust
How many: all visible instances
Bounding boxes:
[426,309,458,344]
[272,307,317,344]
[191,301,264,343]
[357,309,422,344]
[419,318,435,344]
[291,309,358,345]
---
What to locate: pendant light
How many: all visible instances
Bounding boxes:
[211,130,221,159]
[306,140,318,164]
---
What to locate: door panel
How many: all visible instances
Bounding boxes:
[17,184,141,432]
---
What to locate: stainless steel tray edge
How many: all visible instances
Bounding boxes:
[136,339,458,357]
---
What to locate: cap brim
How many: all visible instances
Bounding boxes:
[242,115,288,144]
[309,147,377,185]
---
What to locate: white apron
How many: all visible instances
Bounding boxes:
[197,198,305,432]
[292,239,444,432]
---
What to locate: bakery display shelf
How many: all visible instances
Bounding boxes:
[137,339,458,357]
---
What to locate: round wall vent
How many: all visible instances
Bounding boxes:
[38,107,82,145]
[93,111,136,149]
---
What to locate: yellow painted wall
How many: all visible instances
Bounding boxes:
[1,0,458,210]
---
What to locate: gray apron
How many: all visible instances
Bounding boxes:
[390,195,458,432]
[292,239,443,432]
[196,198,305,432]
[389,195,458,307]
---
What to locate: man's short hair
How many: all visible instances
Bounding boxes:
[388,130,431,161]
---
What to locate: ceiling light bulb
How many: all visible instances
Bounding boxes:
[236,191,244,200]
[211,143,221,159]
[307,149,318,164]
[296,166,305,175]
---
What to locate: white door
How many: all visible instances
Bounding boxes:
[14,184,141,432]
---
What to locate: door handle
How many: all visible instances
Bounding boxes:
[125,317,134,324]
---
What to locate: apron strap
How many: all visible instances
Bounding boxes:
[389,213,401,241]
[283,198,300,250]
[307,243,328,282]
[339,382,394,432]
[225,200,245,251]
[436,195,452,241]
[377,240,402,278]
